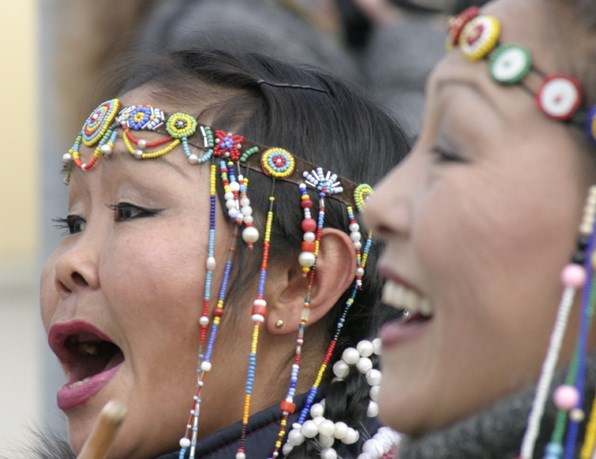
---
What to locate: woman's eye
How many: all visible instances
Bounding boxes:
[106,202,162,221]
[430,146,464,164]
[53,215,86,235]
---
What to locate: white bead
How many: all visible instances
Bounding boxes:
[372,338,382,355]
[344,428,360,445]
[313,416,325,425]
[357,340,374,357]
[366,368,382,386]
[134,150,143,159]
[240,197,250,206]
[353,241,362,250]
[230,181,240,192]
[282,443,294,456]
[349,223,360,232]
[320,448,338,459]
[332,360,349,378]
[200,361,212,372]
[199,316,210,326]
[288,428,305,446]
[369,385,380,402]
[224,191,234,201]
[179,437,191,448]
[236,453,246,459]
[350,232,362,242]
[188,153,198,164]
[244,215,254,224]
[356,357,373,374]
[254,299,267,307]
[333,422,348,440]
[228,208,238,219]
[310,402,325,418]
[319,434,335,448]
[62,153,73,163]
[298,251,316,268]
[241,206,253,216]
[367,400,379,417]
[356,267,365,277]
[342,347,360,365]
[301,420,318,438]
[100,144,112,155]
[206,257,216,271]
[137,139,147,149]
[226,199,236,209]
[242,226,259,243]
[303,231,315,242]
[252,314,265,323]
[319,419,335,437]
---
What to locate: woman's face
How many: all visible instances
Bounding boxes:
[40,86,242,456]
[363,0,596,435]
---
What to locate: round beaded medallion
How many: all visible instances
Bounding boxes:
[459,15,501,61]
[536,74,583,121]
[117,105,166,131]
[489,44,532,85]
[82,99,120,146]
[261,148,296,178]
[354,184,373,212]
[166,112,198,139]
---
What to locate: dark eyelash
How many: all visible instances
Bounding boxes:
[431,146,464,163]
[106,202,162,220]
[52,216,84,236]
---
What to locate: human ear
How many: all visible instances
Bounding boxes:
[264,228,357,335]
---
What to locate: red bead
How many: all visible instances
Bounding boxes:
[301,241,316,252]
[301,199,313,208]
[301,218,317,232]
[213,308,224,317]
[252,305,267,317]
[279,400,296,414]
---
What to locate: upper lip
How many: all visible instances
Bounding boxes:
[48,320,115,370]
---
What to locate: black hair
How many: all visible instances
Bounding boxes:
[109,47,411,456]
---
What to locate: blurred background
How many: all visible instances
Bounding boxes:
[0,0,41,454]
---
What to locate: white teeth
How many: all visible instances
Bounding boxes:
[382,280,433,316]
[78,342,99,355]
[68,377,90,389]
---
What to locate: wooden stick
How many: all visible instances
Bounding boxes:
[77,400,127,459]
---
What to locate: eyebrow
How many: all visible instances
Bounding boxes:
[434,77,506,120]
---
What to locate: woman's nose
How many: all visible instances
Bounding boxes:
[53,238,100,297]
[362,156,415,240]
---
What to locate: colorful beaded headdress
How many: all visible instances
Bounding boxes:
[447,7,596,459]
[447,6,596,145]
[62,100,396,459]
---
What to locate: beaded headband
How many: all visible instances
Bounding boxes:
[62,99,382,458]
[62,99,370,209]
[447,7,596,144]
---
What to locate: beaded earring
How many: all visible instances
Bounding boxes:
[519,186,596,459]
[447,7,596,144]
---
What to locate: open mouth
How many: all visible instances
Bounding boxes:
[382,280,433,324]
[48,321,125,409]
[62,333,124,387]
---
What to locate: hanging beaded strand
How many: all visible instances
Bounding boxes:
[236,148,297,459]
[519,185,596,459]
[270,171,340,458]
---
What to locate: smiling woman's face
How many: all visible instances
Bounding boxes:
[39,85,246,457]
[363,0,596,436]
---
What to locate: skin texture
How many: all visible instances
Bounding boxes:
[363,0,596,436]
[40,85,357,458]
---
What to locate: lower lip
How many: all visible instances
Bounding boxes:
[380,319,430,349]
[57,364,122,411]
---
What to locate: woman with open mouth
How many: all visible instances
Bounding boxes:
[363,0,596,457]
[39,48,410,458]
